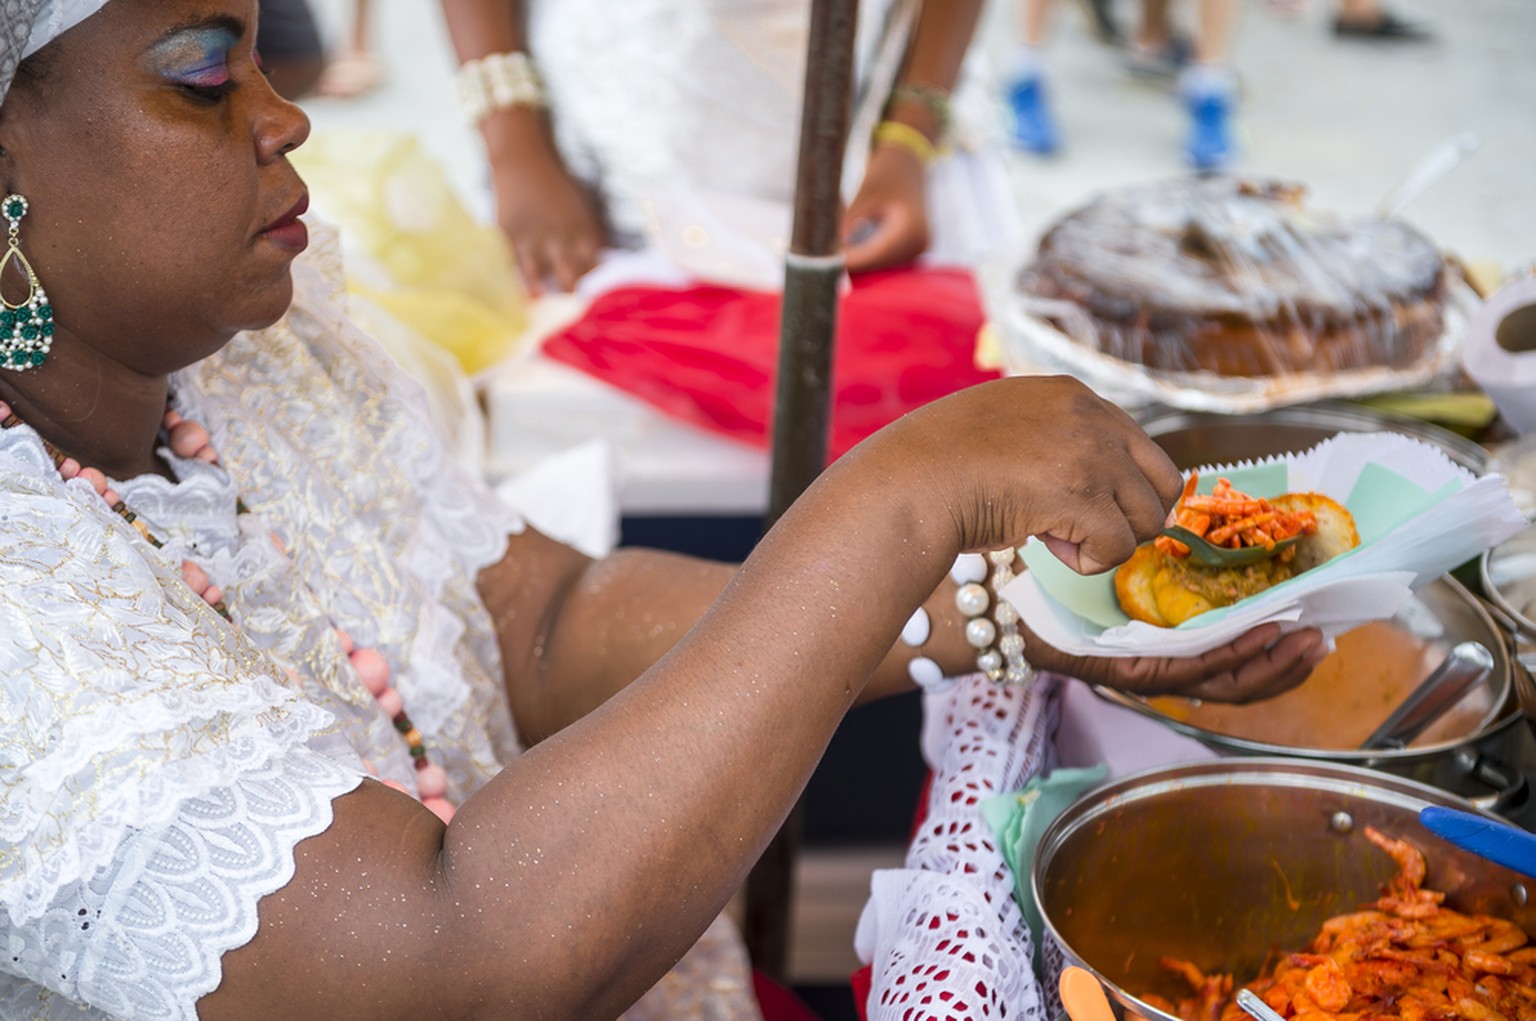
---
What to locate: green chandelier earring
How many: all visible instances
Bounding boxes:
[0,193,54,371]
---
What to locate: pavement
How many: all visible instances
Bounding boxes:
[301,0,1535,272]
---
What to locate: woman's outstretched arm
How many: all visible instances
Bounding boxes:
[201,377,1321,1020]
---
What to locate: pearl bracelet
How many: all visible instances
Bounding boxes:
[456,51,547,126]
[950,549,1034,687]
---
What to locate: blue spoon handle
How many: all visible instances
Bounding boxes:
[1419,806,1536,878]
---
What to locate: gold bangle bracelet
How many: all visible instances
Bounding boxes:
[872,120,938,167]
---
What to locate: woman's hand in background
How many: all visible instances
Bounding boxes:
[843,142,931,273]
[483,108,604,295]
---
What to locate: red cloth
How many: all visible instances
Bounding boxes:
[542,268,996,460]
[752,970,825,1021]
[850,965,874,1021]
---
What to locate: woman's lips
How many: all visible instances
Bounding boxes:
[260,192,310,251]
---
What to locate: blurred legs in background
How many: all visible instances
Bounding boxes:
[257,0,326,99]
[318,0,383,99]
[1333,0,1434,42]
[1007,0,1063,155]
[1005,0,1241,171]
[1178,0,1239,172]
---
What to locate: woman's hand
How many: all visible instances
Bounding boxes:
[856,375,1184,577]
[484,111,605,295]
[1026,621,1328,704]
[852,376,1325,706]
[842,143,931,273]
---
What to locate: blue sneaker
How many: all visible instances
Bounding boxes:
[1007,76,1060,156]
[1184,91,1233,172]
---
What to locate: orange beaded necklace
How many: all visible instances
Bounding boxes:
[0,400,455,822]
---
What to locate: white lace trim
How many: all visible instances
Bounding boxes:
[856,674,1061,1020]
[0,750,363,1021]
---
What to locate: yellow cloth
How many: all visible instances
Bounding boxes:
[290,130,529,376]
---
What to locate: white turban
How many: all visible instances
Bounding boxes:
[1,0,111,104]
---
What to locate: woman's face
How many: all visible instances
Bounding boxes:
[0,0,310,375]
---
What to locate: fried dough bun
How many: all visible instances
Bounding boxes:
[1115,492,1359,627]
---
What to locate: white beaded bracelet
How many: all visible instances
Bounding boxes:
[901,606,957,693]
[456,51,547,126]
[951,548,1034,687]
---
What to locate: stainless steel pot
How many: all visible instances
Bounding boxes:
[1033,759,1536,1021]
[1093,576,1528,809]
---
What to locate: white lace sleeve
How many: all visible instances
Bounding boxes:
[0,463,364,1019]
[855,674,1061,1020]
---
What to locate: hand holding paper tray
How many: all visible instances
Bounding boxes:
[1001,432,1528,659]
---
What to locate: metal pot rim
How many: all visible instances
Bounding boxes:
[1136,400,1490,475]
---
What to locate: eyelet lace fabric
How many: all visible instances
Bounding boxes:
[0,225,760,1020]
[855,673,1062,1020]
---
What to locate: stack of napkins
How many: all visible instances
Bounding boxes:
[1002,432,1528,659]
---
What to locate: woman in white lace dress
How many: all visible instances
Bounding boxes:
[0,2,1325,1019]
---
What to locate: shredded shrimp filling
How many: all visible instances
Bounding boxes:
[1156,474,1319,561]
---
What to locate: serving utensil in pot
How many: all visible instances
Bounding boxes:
[1159,525,1301,568]
[1061,966,1118,1021]
[1359,642,1495,750]
[1420,805,1536,878]
[1237,990,1287,1021]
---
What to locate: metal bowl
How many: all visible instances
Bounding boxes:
[1137,400,1488,475]
[1092,576,1515,769]
[1033,759,1536,1021]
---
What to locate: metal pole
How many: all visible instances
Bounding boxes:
[744,0,861,982]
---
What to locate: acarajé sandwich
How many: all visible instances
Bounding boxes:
[1115,473,1359,627]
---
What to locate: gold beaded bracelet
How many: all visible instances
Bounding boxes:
[888,83,953,136]
[871,120,939,167]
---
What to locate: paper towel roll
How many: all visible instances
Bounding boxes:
[1464,274,1536,435]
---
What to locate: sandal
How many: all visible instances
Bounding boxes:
[1123,33,1194,80]
[317,51,383,99]
[1333,10,1435,41]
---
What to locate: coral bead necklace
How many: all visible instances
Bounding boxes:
[0,399,455,822]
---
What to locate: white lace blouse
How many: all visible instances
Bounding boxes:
[0,231,758,1020]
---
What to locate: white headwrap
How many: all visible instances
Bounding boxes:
[1,0,110,104]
